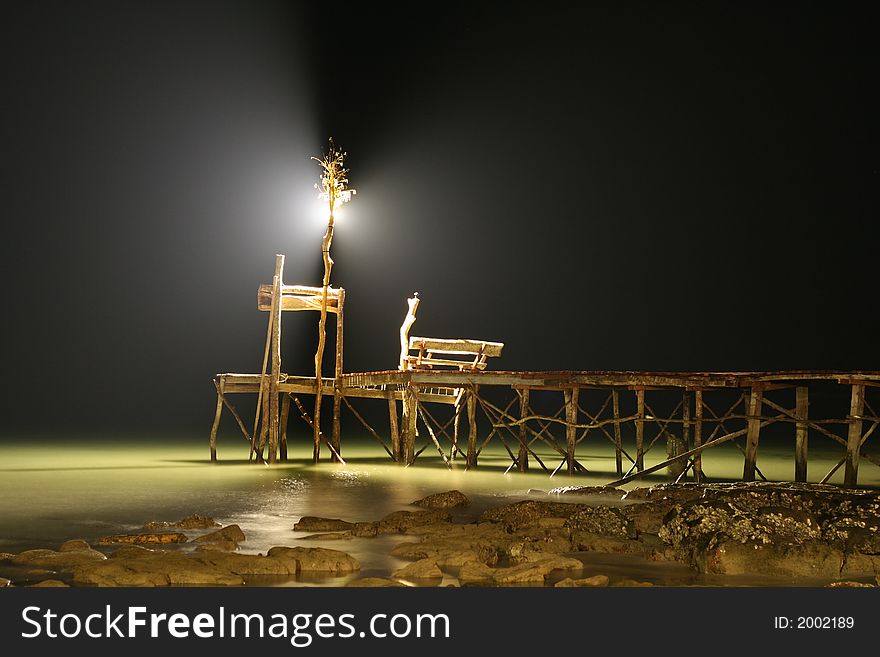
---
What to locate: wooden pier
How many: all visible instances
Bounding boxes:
[209,255,880,488]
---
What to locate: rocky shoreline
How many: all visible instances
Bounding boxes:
[1,483,878,588]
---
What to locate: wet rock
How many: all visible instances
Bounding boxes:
[28,580,69,588]
[549,486,626,499]
[0,553,15,562]
[12,548,107,569]
[293,517,354,532]
[194,541,239,553]
[826,580,874,587]
[0,577,11,588]
[351,522,379,537]
[392,558,443,580]
[59,539,91,552]
[97,533,188,545]
[411,490,469,509]
[555,575,610,587]
[840,553,880,577]
[613,579,654,587]
[491,556,583,584]
[564,506,636,539]
[569,532,646,555]
[375,510,453,534]
[194,553,291,576]
[193,525,245,544]
[109,545,163,559]
[347,578,406,587]
[72,552,244,587]
[695,537,844,578]
[480,501,588,531]
[298,532,353,541]
[397,522,511,566]
[506,532,573,564]
[457,560,495,584]
[390,543,480,568]
[266,546,360,573]
[144,515,220,530]
[623,499,679,535]
[659,501,821,549]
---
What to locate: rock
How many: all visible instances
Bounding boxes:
[72,552,244,587]
[554,574,610,587]
[527,489,547,496]
[564,506,636,539]
[351,522,379,537]
[457,560,496,584]
[695,537,844,578]
[569,531,646,555]
[826,581,874,587]
[613,579,654,587]
[297,532,353,541]
[293,517,354,532]
[411,490,469,509]
[624,500,679,535]
[392,558,443,580]
[0,553,15,561]
[144,515,220,530]
[110,546,163,559]
[59,539,91,552]
[266,546,360,573]
[347,578,406,587]
[194,541,239,553]
[480,501,588,531]
[549,486,626,499]
[12,548,107,569]
[193,525,245,544]
[28,580,69,588]
[394,522,511,566]
[840,553,880,577]
[0,577,11,588]
[97,533,188,545]
[375,510,453,534]
[194,553,291,576]
[491,556,582,584]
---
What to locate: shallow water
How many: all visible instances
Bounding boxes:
[0,436,876,586]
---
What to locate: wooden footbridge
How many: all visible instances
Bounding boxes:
[209,254,880,489]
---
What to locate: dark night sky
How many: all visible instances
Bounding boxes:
[1,1,876,438]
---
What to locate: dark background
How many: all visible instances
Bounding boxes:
[1,1,876,438]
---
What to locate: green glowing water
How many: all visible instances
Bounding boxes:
[0,436,876,586]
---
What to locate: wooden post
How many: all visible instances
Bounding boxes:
[209,384,223,462]
[794,386,808,482]
[518,388,530,472]
[844,384,865,488]
[693,390,703,482]
[388,397,400,462]
[682,390,691,451]
[743,388,763,482]
[564,387,579,476]
[279,392,290,462]
[612,389,622,477]
[467,385,478,468]
[452,390,463,461]
[331,288,345,462]
[403,385,418,465]
[635,389,645,472]
[268,254,284,464]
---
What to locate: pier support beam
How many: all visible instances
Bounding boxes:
[844,384,865,488]
[331,289,345,462]
[268,254,284,464]
[388,398,401,462]
[635,389,645,472]
[209,389,223,462]
[693,390,703,482]
[564,387,579,476]
[795,386,808,482]
[402,385,418,465]
[452,390,463,461]
[517,388,530,472]
[743,388,763,482]
[612,389,622,477]
[279,392,290,461]
[467,385,479,468]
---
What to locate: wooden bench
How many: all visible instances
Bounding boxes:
[398,293,504,371]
